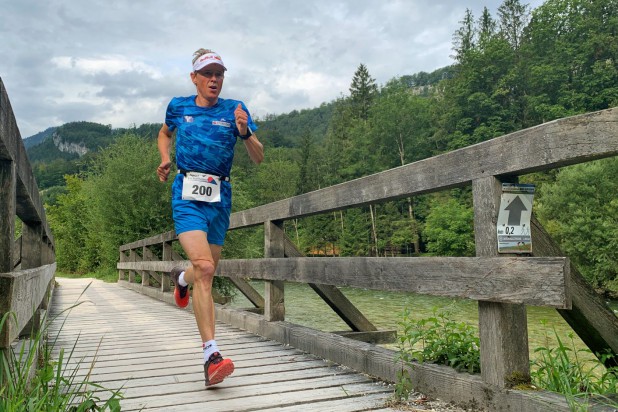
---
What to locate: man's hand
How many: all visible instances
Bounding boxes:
[234,103,248,136]
[157,161,172,182]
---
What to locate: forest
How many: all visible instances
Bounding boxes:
[40,0,618,296]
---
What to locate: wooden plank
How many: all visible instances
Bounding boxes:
[94,359,333,393]
[66,351,317,380]
[120,381,391,411]
[473,176,530,388]
[229,108,618,229]
[262,392,396,412]
[52,335,280,361]
[531,216,618,368]
[118,256,570,307]
[57,344,296,370]
[333,330,397,344]
[0,160,15,273]
[91,363,354,397]
[0,263,56,347]
[264,221,285,321]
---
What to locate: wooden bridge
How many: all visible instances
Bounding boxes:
[48,277,396,411]
[2,76,618,411]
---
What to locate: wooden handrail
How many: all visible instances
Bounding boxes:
[230,108,618,228]
[118,256,571,308]
[0,77,55,349]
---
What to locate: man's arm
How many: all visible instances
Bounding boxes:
[157,124,173,182]
[243,134,264,164]
[234,103,264,164]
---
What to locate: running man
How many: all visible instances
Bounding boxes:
[156,48,264,387]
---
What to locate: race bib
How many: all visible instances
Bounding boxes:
[181,172,221,203]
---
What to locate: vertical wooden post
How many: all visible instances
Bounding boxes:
[128,249,137,284]
[118,249,127,281]
[21,222,42,269]
[42,236,54,265]
[20,222,45,338]
[161,241,172,292]
[264,220,285,321]
[141,246,150,287]
[0,160,15,361]
[472,176,530,388]
[0,160,16,273]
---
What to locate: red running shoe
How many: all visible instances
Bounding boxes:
[170,267,189,308]
[204,352,234,387]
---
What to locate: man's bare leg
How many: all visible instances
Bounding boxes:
[177,230,231,386]
[177,230,222,342]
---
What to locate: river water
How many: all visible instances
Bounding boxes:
[231,281,618,364]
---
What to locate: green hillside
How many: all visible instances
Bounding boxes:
[22,127,56,149]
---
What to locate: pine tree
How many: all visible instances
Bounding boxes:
[349,63,378,121]
[478,7,496,49]
[452,8,476,62]
[498,0,530,51]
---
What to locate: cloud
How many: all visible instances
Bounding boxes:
[0,0,546,138]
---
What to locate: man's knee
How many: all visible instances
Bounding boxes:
[193,259,216,283]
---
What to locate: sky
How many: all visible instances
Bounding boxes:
[1,0,545,138]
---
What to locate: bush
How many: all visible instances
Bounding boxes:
[396,305,481,374]
[537,158,618,292]
[423,197,475,256]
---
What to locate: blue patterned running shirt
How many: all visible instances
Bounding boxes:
[165,96,258,209]
[165,96,258,178]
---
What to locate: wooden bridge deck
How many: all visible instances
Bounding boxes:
[48,277,397,412]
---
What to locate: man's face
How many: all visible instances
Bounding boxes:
[192,64,225,103]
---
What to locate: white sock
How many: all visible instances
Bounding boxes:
[178,271,188,287]
[203,340,219,362]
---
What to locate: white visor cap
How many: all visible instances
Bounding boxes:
[193,52,227,72]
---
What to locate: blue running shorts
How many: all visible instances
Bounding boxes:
[171,173,232,245]
[172,198,231,245]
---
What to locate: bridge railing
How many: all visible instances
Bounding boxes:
[0,78,56,352]
[118,108,618,410]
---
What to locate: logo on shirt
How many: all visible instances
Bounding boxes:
[207,176,218,185]
[212,119,231,127]
[184,116,194,123]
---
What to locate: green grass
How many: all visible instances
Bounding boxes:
[531,324,618,411]
[0,285,123,411]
